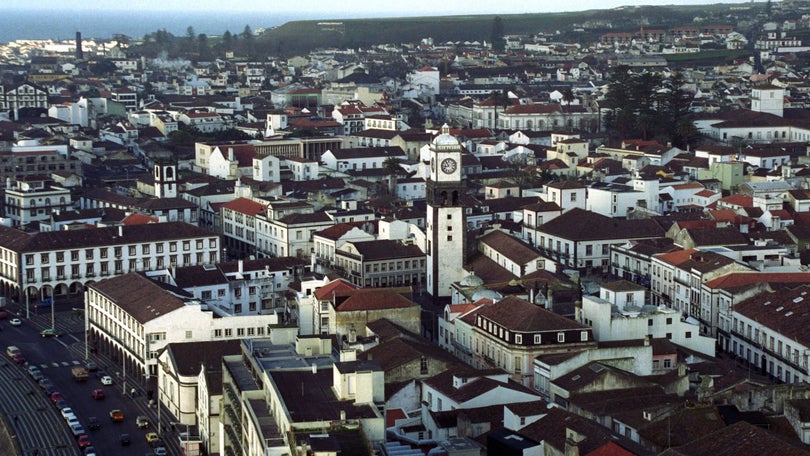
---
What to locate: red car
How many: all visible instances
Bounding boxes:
[91,389,105,400]
[77,434,91,448]
[49,391,64,403]
[11,353,24,364]
[0,310,10,320]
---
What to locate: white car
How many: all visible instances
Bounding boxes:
[70,423,85,437]
[9,318,21,327]
[100,375,113,386]
[61,407,76,421]
[66,416,80,428]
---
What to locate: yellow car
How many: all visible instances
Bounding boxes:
[146,432,160,443]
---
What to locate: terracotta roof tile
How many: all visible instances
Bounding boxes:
[221,197,267,216]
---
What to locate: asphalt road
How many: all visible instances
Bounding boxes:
[0,307,178,455]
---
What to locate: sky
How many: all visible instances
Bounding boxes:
[7,0,752,17]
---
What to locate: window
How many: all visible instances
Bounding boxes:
[557,332,565,343]
[534,334,541,344]
[420,356,428,375]
[185,331,192,339]
[580,331,588,341]
[515,334,523,344]
[666,317,672,325]
[685,331,692,338]
[648,319,653,326]
[663,359,672,368]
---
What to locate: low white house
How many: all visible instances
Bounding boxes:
[578,280,715,357]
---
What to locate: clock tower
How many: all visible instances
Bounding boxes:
[426,124,466,298]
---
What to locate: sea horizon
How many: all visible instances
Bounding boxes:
[1,9,380,44]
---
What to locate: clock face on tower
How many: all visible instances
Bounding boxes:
[440,158,457,174]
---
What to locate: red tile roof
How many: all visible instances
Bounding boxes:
[654,248,699,266]
[122,213,159,225]
[703,272,810,289]
[221,197,267,216]
[336,288,417,312]
[313,279,358,300]
[719,194,753,207]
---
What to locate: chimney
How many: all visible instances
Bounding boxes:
[76,31,83,60]
[228,147,234,161]
[238,259,243,275]
[118,226,123,237]
[644,334,651,346]
[564,428,585,456]
[311,363,317,374]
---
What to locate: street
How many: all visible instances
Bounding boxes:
[0,301,181,456]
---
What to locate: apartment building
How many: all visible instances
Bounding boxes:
[86,272,282,386]
[333,239,425,288]
[0,222,219,304]
[3,176,72,227]
[730,285,810,384]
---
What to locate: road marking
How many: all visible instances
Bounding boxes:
[67,334,80,343]
[60,361,69,366]
[51,362,59,367]
[71,360,80,365]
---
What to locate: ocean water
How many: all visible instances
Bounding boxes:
[1,9,321,43]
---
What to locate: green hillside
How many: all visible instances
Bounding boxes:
[258,3,757,57]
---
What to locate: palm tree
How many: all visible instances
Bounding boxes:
[383,156,404,198]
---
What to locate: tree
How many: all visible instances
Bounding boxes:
[382,156,404,198]
[91,59,117,76]
[490,16,505,53]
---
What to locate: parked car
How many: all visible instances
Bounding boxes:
[9,318,21,327]
[49,392,64,403]
[87,416,101,430]
[84,362,98,372]
[61,407,76,421]
[67,416,80,428]
[120,433,131,446]
[11,353,24,364]
[154,446,167,456]
[100,375,113,386]
[70,424,85,437]
[136,416,149,429]
[91,389,105,400]
[83,446,96,455]
[145,432,159,443]
[54,399,69,410]
[0,310,10,320]
[6,346,20,357]
[109,409,124,422]
[77,434,91,448]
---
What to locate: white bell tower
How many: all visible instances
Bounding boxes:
[154,161,177,199]
[426,124,466,297]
